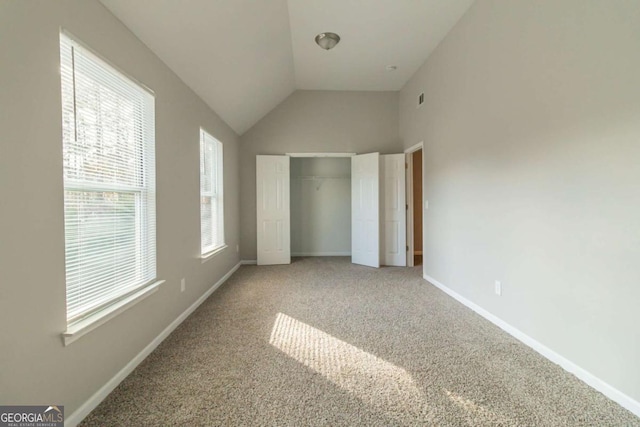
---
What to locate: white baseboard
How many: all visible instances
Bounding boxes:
[423,273,640,418]
[291,252,351,257]
[66,262,242,427]
[240,259,257,265]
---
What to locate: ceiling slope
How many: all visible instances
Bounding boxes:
[101,0,296,135]
[100,0,475,134]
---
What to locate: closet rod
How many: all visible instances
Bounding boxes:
[294,175,350,180]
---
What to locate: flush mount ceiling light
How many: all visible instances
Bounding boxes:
[315,32,340,50]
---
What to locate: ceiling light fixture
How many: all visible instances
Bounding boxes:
[315,32,340,50]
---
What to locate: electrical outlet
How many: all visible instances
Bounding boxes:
[425,200,429,210]
[180,278,186,293]
[494,280,502,296]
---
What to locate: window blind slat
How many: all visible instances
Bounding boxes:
[60,33,156,325]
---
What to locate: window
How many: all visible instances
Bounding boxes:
[60,33,156,326]
[200,129,225,255]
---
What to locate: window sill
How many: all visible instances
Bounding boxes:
[62,280,165,346]
[201,244,228,263]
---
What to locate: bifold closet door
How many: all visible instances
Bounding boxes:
[351,152,380,268]
[256,155,290,265]
[381,154,407,266]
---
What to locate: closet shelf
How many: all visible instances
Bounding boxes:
[294,175,350,180]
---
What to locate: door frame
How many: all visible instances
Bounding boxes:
[405,142,424,267]
[287,152,355,258]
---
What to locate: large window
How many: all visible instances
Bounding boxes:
[60,33,156,326]
[200,129,225,255]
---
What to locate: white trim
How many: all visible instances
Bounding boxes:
[291,252,351,257]
[286,152,356,158]
[404,141,424,154]
[66,262,241,427]
[422,273,640,418]
[405,141,423,267]
[240,259,257,265]
[199,129,225,256]
[63,280,165,346]
[406,152,414,267]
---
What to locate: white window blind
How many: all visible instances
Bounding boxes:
[60,33,156,325]
[200,129,225,255]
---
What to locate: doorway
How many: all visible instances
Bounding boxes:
[405,143,424,267]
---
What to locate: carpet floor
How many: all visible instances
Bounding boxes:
[81,257,639,426]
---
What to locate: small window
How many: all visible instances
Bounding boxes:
[60,32,156,325]
[200,129,225,255]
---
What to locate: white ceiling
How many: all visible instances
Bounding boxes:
[288,0,475,91]
[100,0,475,134]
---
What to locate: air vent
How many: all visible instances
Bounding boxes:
[417,92,425,108]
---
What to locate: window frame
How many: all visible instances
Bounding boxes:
[199,129,225,257]
[59,30,160,338]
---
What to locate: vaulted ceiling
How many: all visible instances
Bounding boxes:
[100,0,475,135]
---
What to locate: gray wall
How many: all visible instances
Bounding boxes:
[291,158,351,256]
[0,0,240,414]
[400,0,640,402]
[240,90,401,260]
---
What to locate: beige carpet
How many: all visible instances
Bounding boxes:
[81,257,639,426]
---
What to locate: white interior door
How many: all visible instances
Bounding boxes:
[257,155,290,265]
[381,154,407,266]
[351,153,380,268]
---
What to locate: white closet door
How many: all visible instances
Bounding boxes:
[257,155,290,265]
[351,153,380,268]
[381,154,407,266]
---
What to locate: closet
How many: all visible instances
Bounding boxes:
[256,153,406,268]
[290,157,351,257]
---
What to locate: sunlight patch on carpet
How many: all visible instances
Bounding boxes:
[445,389,513,424]
[269,312,431,421]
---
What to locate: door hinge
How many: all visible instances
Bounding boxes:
[406,245,409,251]
[406,204,408,210]
[405,163,408,169]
